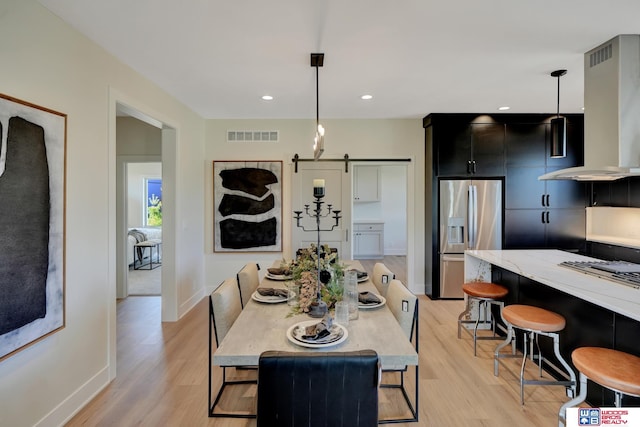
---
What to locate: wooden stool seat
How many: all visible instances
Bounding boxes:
[463,282,508,299]
[572,347,640,396]
[502,304,565,332]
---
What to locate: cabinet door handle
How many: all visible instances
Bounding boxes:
[546,211,550,223]
[541,194,546,207]
[467,160,472,174]
[472,160,477,174]
[546,194,550,207]
[541,212,545,224]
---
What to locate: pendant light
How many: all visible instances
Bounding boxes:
[311,53,325,160]
[550,69,567,158]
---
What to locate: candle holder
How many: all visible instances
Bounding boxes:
[293,192,341,318]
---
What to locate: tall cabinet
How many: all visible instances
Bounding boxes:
[424,113,586,298]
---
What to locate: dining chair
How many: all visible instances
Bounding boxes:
[257,350,380,427]
[372,262,395,297]
[208,277,256,418]
[381,279,419,423]
[236,262,260,308]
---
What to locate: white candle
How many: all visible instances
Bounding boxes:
[313,179,325,197]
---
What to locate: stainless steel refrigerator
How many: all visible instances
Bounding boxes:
[439,179,502,298]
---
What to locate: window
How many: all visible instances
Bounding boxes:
[145,178,162,226]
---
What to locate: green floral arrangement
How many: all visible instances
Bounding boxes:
[283,243,346,316]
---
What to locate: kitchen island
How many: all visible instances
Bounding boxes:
[464,249,640,407]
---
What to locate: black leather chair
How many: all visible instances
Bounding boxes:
[257,350,379,427]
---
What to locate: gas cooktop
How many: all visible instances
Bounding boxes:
[559,260,640,289]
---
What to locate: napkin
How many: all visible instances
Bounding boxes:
[348,269,368,279]
[302,313,333,340]
[267,267,290,276]
[257,288,289,298]
[358,291,381,305]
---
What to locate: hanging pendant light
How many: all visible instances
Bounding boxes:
[550,69,567,158]
[311,53,325,160]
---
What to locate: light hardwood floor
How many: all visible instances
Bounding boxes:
[67,289,571,426]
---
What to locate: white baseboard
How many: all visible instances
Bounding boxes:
[37,366,110,427]
[384,249,407,256]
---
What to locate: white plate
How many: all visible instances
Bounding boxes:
[265,272,292,281]
[286,320,348,348]
[251,290,288,304]
[357,274,369,283]
[358,294,386,309]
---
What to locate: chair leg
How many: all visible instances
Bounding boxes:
[379,365,419,424]
[558,372,588,427]
[457,297,473,339]
[494,324,517,376]
[208,366,257,418]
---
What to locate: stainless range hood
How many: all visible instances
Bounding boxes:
[540,35,640,181]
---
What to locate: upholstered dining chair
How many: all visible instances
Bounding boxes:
[372,262,395,297]
[236,262,260,308]
[208,277,256,418]
[257,350,380,427]
[381,279,419,423]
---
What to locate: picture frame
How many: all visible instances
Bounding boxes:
[0,94,66,361]
[213,160,282,252]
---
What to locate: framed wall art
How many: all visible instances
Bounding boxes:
[213,160,282,252]
[0,94,66,361]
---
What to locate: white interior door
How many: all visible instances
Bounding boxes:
[291,161,352,260]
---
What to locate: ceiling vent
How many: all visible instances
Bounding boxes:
[589,43,613,68]
[227,130,279,142]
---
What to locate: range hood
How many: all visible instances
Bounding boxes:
[540,35,640,181]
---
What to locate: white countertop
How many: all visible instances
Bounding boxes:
[464,249,640,322]
[353,219,384,224]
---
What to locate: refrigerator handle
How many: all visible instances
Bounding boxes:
[468,185,477,248]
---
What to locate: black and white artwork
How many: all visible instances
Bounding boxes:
[0,94,66,361]
[213,161,282,252]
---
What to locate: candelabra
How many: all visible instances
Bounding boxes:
[293,181,341,318]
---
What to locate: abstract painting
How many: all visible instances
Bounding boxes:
[0,94,66,361]
[213,161,282,252]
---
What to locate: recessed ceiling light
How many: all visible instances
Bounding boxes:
[498,106,510,111]
[262,95,273,101]
[361,94,373,100]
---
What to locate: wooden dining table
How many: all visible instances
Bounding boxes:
[213,261,418,369]
[213,261,418,370]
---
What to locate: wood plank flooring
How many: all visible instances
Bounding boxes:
[66,290,571,426]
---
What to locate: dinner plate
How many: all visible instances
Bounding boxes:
[286,320,348,348]
[265,272,293,281]
[251,290,289,304]
[358,294,386,309]
[357,274,369,283]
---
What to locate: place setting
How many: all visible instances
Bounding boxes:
[251,287,291,304]
[286,313,348,349]
[358,291,386,309]
[264,267,293,281]
[345,268,369,283]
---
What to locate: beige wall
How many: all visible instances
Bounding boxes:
[0,1,205,425]
[204,119,425,293]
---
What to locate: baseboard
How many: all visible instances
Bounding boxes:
[36,365,110,427]
[179,288,206,319]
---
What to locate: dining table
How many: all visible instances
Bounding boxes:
[211,260,419,422]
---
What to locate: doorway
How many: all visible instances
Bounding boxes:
[125,161,162,296]
[291,160,411,287]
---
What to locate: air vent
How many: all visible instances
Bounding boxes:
[227,130,279,142]
[589,43,613,68]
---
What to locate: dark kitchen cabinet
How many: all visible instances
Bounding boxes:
[504,118,586,251]
[424,113,586,298]
[435,117,505,176]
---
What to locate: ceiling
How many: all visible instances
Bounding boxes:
[39,0,640,120]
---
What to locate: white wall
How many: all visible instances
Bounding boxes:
[204,119,424,293]
[0,1,205,425]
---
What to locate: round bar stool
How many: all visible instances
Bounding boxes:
[457,282,509,356]
[558,347,640,427]
[494,304,576,404]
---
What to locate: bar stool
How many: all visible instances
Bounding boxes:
[558,347,640,427]
[494,304,576,404]
[457,282,509,356]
